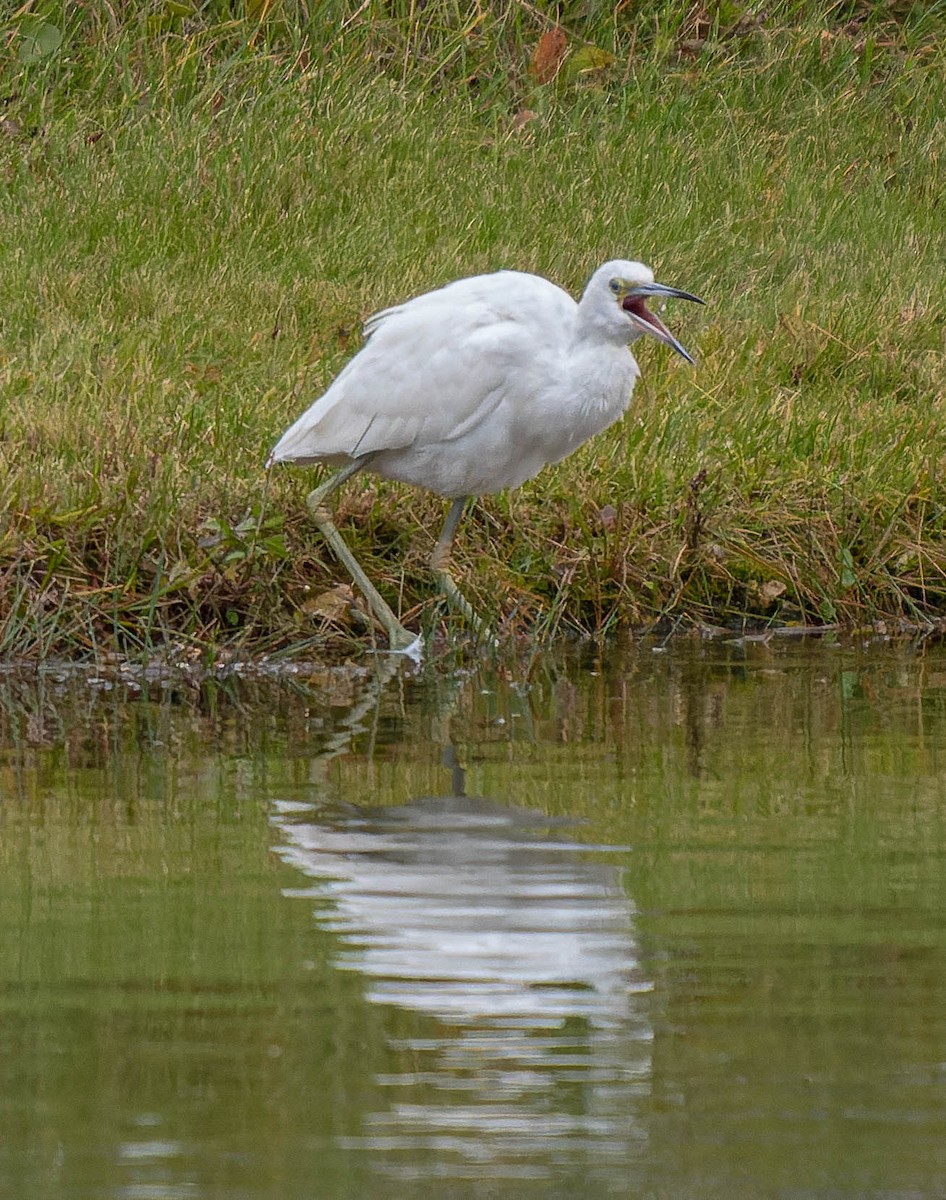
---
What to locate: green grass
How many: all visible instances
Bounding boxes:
[1,2,945,657]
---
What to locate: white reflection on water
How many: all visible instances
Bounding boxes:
[272,792,652,1181]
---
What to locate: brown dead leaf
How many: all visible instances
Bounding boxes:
[759,580,787,604]
[899,297,927,323]
[598,504,618,530]
[185,362,222,384]
[529,27,567,85]
[302,584,357,624]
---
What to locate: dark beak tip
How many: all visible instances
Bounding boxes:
[645,283,705,305]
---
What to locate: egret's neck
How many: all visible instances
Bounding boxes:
[574,294,642,351]
[562,321,640,427]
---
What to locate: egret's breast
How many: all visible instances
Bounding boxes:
[371,433,545,498]
[368,345,638,498]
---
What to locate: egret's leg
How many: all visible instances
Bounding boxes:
[430,497,495,643]
[306,460,416,650]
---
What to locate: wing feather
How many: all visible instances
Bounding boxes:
[268,271,576,466]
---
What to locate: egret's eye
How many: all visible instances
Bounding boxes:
[609,279,622,295]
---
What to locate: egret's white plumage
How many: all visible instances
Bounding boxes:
[269,259,702,648]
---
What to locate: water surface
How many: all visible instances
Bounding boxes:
[2,637,946,1198]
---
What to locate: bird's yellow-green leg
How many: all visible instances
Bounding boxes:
[306,459,417,651]
[430,497,496,645]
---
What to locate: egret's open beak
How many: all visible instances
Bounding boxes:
[622,282,704,364]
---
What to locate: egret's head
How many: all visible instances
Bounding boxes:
[585,259,703,362]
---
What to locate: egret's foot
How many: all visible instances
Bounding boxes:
[386,623,422,653]
[305,485,416,653]
[434,568,498,649]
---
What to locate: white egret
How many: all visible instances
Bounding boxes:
[268,259,703,648]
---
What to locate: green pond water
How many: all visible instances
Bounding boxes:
[2,636,946,1199]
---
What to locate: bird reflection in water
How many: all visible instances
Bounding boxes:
[272,743,653,1183]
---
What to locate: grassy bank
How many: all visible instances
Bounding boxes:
[1,2,945,657]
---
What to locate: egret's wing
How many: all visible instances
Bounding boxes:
[269,272,576,465]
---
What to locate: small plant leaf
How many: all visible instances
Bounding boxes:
[840,548,857,589]
[17,20,63,63]
[566,45,616,79]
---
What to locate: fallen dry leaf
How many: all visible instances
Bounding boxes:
[511,108,538,132]
[598,504,618,530]
[529,27,567,85]
[302,584,357,624]
[759,580,787,604]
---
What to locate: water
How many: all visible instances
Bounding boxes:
[2,636,946,1198]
